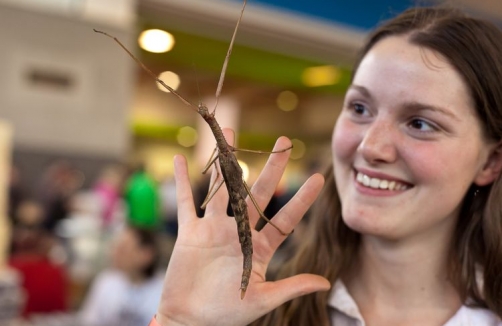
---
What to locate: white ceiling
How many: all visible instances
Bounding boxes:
[0,0,136,28]
[4,0,502,151]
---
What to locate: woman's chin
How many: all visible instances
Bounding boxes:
[342,213,400,240]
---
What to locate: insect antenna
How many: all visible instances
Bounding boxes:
[213,0,247,115]
[192,63,203,108]
[93,29,198,113]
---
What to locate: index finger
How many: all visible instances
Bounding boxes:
[174,154,198,225]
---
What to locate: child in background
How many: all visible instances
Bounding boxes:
[79,225,163,326]
[9,199,68,318]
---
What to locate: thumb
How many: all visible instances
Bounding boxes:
[262,274,331,308]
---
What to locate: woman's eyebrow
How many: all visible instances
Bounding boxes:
[348,84,373,100]
[402,101,460,121]
[349,84,460,121]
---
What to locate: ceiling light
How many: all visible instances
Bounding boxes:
[177,126,198,147]
[157,71,180,93]
[290,139,306,160]
[138,29,175,53]
[302,65,341,87]
[276,90,298,111]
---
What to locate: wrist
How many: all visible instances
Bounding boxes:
[151,313,190,326]
[149,316,162,326]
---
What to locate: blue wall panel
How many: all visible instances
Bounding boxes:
[238,0,435,30]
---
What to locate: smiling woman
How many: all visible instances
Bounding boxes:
[260,8,502,325]
[149,6,502,326]
[333,35,488,241]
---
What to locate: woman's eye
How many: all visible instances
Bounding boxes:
[350,103,369,116]
[408,118,437,132]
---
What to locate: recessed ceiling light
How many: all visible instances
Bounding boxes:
[138,29,175,53]
[177,126,198,147]
[157,71,180,93]
[290,139,306,160]
[276,90,299,111]
[302,65,340,87]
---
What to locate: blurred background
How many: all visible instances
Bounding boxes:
[0,0,501,325]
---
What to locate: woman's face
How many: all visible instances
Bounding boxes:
[332,35,494,241]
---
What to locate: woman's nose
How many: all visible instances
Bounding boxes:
[357,119,398,165]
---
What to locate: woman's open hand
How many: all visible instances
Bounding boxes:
[156,129,330,326]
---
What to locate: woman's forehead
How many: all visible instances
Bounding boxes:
[353,36,473,111]
[358,36,455,79]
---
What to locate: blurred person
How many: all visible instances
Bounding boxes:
[8,164,26,225]
[79,225,163,326]
[93,164,127,230]
[0,268,25,325]
[9,199,68,318]
[57,190,109,282]
[124,165,160,229]
[158,177,178,237]
[57,165,126,284]
[37,160,83,233]
[12,198,42,225]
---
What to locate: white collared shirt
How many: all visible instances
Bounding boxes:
[79,269,164,326]
[328,280,502,326]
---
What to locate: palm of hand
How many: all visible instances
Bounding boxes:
[156,132,330,326]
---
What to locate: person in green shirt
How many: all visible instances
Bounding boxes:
[124,165,160,229]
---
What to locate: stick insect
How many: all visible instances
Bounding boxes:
[94,0,292,299]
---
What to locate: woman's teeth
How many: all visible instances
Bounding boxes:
[356,172,410,191]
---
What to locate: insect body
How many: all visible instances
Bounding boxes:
[199,103,253,298]
[95,0,290,299]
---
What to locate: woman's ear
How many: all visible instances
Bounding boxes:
[474,142,502,186]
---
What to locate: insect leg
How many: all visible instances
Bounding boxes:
[201,177,225,210]
[202,147,219,175]
[229,144,293,155]
[242,180,289,236]
[200,151,227,209]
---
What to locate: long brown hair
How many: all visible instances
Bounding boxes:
[254,7,502,325]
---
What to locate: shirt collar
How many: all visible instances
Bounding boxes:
[328,279,365,322]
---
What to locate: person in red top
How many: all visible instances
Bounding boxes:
[9,199,67,317]
[9,254,67,316]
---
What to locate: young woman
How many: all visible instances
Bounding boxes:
[152,6,502,326]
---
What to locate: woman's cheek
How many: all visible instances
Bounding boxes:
[332,118,360,160]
